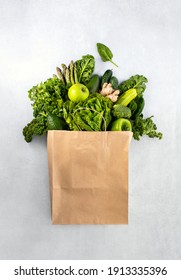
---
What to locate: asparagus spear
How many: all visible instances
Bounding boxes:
[69,60,75,85]
[56,67,65,84]
[61,64,67,77]
[74,62,79,83]
[65,67,71,86]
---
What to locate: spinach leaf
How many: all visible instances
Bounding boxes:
[96,43,118,67]
[76,54,95,85]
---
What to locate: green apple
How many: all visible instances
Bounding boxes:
[68,83,89,103]
[110,118,132,131]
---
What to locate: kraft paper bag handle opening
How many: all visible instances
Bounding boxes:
[47,129,132,225]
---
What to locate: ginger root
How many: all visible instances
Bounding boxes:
[100,83,120,102]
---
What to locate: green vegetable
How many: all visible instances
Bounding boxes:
[132,114,162,140]
[110,76,119,89]
[63,93,113,131]
[23,44,162,142]
[56,67,65,85]
[23,116,47,143]
[65,67,71,87]
[116,88,137,106]
[47,113,67,130]
[69,61,75,85]
[101,69,113,87]
[132,96,145,119]
[86,74,100,93]
[110,118,132,131]
[76,54,95,85]
[128,100,137,116]
[23,76,67,142]
[28,76,66,118]
[96,43,118,67]
[112,104,131,119]
[73,62,78,84]
[118,75,148,96]
[61,64,67,78]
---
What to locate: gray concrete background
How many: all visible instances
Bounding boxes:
[0,0,181,259]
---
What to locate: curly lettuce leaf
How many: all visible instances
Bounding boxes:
[23,76,67,142]
[28,76,67,118]
[76,54,95,85]
[63,93,113,131]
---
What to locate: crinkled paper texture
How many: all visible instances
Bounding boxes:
[48,131,132,224]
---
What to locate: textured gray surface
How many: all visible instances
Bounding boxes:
[0,0,181,259]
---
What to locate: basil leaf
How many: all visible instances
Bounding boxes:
[96,43,118,67]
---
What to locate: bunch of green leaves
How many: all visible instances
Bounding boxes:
[118,75,148,96]
[63,93,113,131]
[23,76,67,142]
[28,76,67,118]
[115,74,162,140]
[131,114,162,140]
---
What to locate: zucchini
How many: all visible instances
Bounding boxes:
[110,76,119,89]
[86,74,100,93]
[116,88,137,106]
[101,69,113,87]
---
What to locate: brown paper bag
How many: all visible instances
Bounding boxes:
[47,130,132,224]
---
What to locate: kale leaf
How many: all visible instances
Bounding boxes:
[132,114,163,140]
[119,75,148,96]
[23,116,47,143]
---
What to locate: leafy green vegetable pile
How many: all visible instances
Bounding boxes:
[23,43,162,142]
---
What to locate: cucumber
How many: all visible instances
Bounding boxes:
[132,96,145,119]
[110,76,119,89]
[86,74,100,93]
[101,69,113,87]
